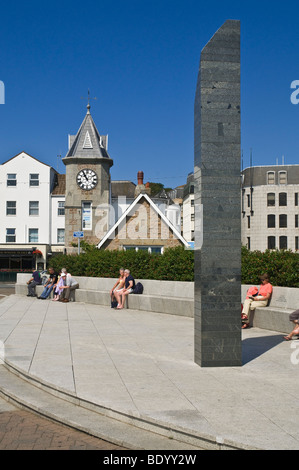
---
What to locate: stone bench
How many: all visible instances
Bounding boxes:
[242,284,299,334]
[15,275,298,330]
[15,274,194,318]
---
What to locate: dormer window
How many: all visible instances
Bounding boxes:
[83,131,93,149]
[279,171,287,185]
[267,171,275,185]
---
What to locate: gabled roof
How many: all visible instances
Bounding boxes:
[1,151,55,169]
[65,106,112,161]
[97,192,189,249]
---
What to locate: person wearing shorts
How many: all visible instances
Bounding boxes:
[116,269,135,310]
[284,310,299,341]
[110,269,125,307]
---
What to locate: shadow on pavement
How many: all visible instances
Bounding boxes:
[242,334,284,365]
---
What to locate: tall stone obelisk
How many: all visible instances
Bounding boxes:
[194,20,242,367]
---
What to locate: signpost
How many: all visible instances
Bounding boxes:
[73,231,84,254]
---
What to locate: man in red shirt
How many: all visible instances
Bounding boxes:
[241,274,273,329]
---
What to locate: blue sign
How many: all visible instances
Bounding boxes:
[73,231,84,238]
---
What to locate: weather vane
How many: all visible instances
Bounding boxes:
[81,89,97,111]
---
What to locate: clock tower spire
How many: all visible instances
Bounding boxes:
[63,103,113,251]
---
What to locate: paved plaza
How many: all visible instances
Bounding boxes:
[0,293,298,450]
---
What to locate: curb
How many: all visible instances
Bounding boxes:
[0,360,259,451]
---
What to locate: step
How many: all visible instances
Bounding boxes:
[0,362,208,451]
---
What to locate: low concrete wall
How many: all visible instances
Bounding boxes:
[15,274,194,317]
[16,275,297,330]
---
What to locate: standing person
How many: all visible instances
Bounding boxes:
[110,268,125,307]
[59,270,79,303]
[38,268,58,299]
[116,269,135,310]
[241,274,273,329]
[26,270,42,297]
[284,310,299,341]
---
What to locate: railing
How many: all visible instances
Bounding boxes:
[0,272,17,282]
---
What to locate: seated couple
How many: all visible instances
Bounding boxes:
[52,268,79,303]
[241,273,273,329]
[110,269,135,310]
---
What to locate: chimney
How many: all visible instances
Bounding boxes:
[137,171,144,185]
[134,171,151,197]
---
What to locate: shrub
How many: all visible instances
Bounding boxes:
[49,246,194,282]
[48,245,299,286]
[241,246,299,287]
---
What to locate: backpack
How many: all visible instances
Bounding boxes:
[133,282,143,294]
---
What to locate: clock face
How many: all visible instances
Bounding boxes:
[76,169,98,190]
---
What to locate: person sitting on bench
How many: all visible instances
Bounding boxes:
[241,273,273,329]
[116,269,135,310]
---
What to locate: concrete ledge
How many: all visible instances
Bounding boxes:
[15,274,194,317]
[16,275,298,330]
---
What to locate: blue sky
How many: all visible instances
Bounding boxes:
[0,0,298,189]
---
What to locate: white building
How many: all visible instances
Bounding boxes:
[0,151,65,270]
[182,173,195,243]
[242,165,299,252]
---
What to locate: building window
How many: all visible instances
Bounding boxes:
[279,236,287,250]
[82,201,92,230]
[267,193,275,207]
[247,216,250,229]
[295,193,298,206]
[29,228,38,243]
[57,229,65,244]
[279,214,287,228]
[191,214,195,222]
[279,193,287,206]
[124,246,162,254]
[268,236,276,250]
[296,236,299,251]
[295,215,299,228]
[29,201,39,216]
[7,174,17,186]
[247,237,251,250]
[29,173,39,187]
[191,199,194,207]
[278,171,287,185]
[267,171,275,185]
[58,201,65,216]
[247,194,250,208]
[267,214,275,228]
[6,201,16,215]
[6,228,16,243]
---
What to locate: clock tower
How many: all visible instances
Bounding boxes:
[63,103,113,251]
